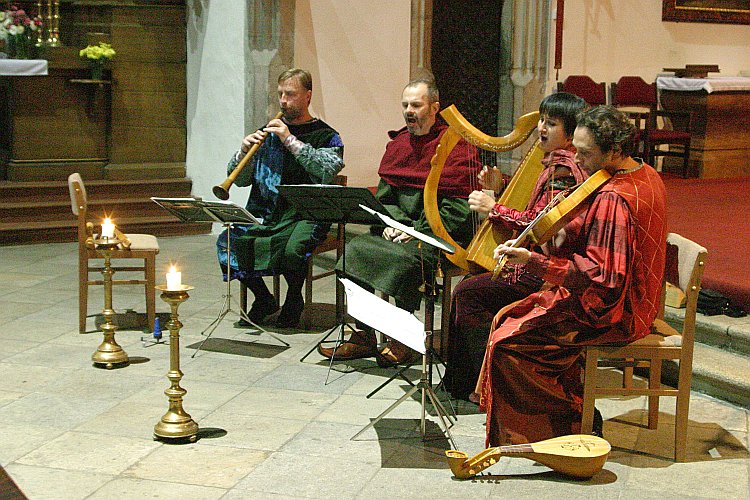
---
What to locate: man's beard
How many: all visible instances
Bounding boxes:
[283,106,301,121]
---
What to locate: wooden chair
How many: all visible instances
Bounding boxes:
[240,175,347,330]
[557,75,607,105]
[581,232,708,462]
[611,76,692,177]
[68,173,160,333]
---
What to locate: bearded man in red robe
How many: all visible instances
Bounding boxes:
[479,105,667,446]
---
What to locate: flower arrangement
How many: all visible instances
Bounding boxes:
[0,5,44,59]
[79,42,116,62]
[80,42,115,80]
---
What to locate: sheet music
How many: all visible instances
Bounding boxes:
[358,204,455,254]
[151,197,262,225]
[340,278,426,354]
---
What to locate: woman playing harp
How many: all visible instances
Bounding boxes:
[443,92,588,402]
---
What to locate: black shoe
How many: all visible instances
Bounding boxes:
[275,300,304,328]
[247,297,280,325]
[592,407,604,438]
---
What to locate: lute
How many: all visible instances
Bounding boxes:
[446,434,611,479]
[492,168,612,280]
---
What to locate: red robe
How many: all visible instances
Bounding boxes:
[479,162,667,446]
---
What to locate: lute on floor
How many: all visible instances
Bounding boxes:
[446,434,611,479]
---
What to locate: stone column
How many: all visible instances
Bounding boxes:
[245,0,294,130]
[498,0,550,171]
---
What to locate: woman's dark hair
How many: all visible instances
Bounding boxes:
[539,92,587,136]
[576,105,637,157]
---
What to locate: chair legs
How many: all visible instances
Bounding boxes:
[79,256,89,334]
[145,254,156,333]
[581,350,599,434]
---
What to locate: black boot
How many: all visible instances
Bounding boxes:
[276,271,305,328]
[592,407,604,438]
[237,276,279,326]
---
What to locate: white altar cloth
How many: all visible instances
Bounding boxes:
[0,59,48,76]
[656,76,750,94]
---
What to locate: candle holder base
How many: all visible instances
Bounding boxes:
[154,409,199,442]
[91,337,129,369]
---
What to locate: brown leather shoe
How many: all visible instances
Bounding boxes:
[318,329,377,360]
[378,340,420,367]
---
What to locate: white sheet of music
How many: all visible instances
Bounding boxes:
[339,278,426,354]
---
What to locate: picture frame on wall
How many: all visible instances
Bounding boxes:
[662,0,750,25]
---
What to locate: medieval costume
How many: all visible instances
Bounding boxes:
[338,121,478,314]
[216,118,343,324]
[480,161,667,446]
[445,149,587,400]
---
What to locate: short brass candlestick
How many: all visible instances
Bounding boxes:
[153,284,198,442]
[91,237,129,369]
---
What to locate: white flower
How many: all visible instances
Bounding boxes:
[8,24,17,35]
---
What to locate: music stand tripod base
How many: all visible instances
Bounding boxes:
[351,353,456,449]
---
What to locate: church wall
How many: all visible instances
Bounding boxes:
[185,0,248,209]
[552,0,750,88]
[293,0,411,188]
[185,0,410,200]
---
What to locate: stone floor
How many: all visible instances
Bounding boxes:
[0,234,748,499]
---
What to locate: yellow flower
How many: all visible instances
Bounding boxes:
[79,42,116,61]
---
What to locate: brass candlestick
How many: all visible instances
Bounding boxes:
[153,284,198,442]
[35,0,44,46]
[91,237,129,369]
[46,0,60,47]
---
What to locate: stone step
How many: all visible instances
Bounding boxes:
[0,197,165,223]
[665,306,750,356]
[0,177,211,245]
[0,178,196,204]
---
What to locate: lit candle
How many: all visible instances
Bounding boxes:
[166,265,182,291]
[101,217,115,239]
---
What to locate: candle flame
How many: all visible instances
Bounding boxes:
[103,217,111,224]
[169,265,177,273]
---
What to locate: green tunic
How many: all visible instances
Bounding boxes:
[339,180,473,312]
[217,118,344,279]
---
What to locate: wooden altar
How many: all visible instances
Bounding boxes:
[0,0,187,182]
[657,76,750,179]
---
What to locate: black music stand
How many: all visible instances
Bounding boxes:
[150,197,290,355]
[346,206,456,446]
[276,185,392,376]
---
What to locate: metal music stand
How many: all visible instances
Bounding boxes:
[276,185,392,375]
[346,207,457,447]
[150,197,290,356]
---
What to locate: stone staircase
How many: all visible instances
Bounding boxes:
[664,307,750,408]
[0,178,212,245]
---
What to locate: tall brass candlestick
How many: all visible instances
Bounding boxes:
[48,0,59,46]
[153,284,198,442]
[91,238,129,369]
[45,0,53,45]
[35,0,44,46]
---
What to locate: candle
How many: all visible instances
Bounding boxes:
[101,218,115,239]
[166,265,182,291]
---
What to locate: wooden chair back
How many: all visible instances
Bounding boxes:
[68,173,159,333]
[581,233,707,461]
[558,75,607,105]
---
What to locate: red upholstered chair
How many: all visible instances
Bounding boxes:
[611,76,692,177]
[557,75,607,105]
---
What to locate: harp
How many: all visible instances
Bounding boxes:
[425,105,544,272]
